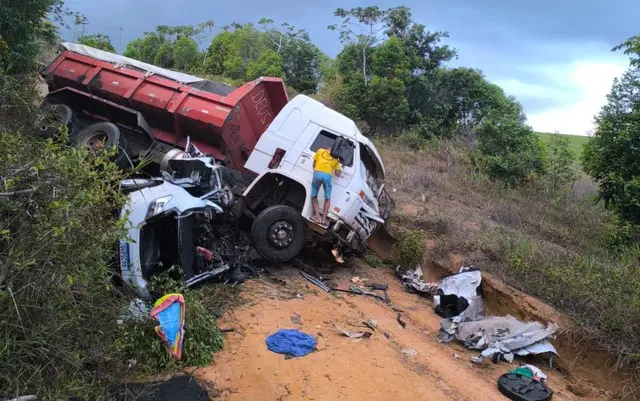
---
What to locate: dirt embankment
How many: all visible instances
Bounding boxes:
[191,250,629,400]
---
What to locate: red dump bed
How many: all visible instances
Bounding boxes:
[41,43,289,171]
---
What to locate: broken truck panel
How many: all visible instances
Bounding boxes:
[119,153,241,300]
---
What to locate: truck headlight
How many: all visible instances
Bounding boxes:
[146,195,172,219]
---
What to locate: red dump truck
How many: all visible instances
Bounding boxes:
[41,43,289,172]
[40,43,392,265]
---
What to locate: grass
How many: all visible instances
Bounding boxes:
[377,136,640,373]
[536,131,591,158]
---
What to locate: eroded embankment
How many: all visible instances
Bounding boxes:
[368,228,638,399]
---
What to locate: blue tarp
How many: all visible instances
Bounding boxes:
[266,329,316,357]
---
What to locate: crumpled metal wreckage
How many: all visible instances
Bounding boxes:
[401,265,561,363]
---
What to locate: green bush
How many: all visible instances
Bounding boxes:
[0,127,127,398]
[114,291,224,375]
[395,129,430,151]
[582,66,640,224]
[114,268,224,375]
[544,134,577,192]
[475,116,547,185]
[393,230,426,266]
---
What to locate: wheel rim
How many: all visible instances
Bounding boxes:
[267,220,295,249]
[81,130,108,151]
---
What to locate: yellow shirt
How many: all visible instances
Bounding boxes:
[313,148,340,174]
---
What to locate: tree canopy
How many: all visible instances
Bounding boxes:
[78,33,115,52]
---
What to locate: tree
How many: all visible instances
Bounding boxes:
[245,49,284,80]
[124,24,206,71]
[328,6,391,84]
[475,99,547,185]
[546,134,577,192]
[613,34,640,67]
[0,0,64,72]
[205,23,266,79]
[78,33,116,52]
[583,65,640,223]
[173,36,199,72]
[124,32,165,64]
[258,19,324,93]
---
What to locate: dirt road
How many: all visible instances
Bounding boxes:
[193,263,617,401]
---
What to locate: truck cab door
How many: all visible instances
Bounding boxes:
[294,127,356,214]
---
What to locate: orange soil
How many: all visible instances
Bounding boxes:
[193,264,619,400]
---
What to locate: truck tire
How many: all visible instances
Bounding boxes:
[36,103,78,139]
[251,205,305,263]
[73,122,132,168]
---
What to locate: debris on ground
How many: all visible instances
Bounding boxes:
[401,348,418,356]
[290,313,303,325]
[150,293,186,360]
[331,248,345,264]
[497,372,553,401]
[368,282,390,303]
[399,265,437,293]
[364,319,378,330]
[396,312,407,328]
[265,329,317,357]
[453,353,462,359]
[350,276,368,284]
[509,365,548,382]
[300,270,331,292]
[440,315,558,363]
[3,396,37,401]
[334,325,372,339]
[433,268,484,320]
[117,298,151,325]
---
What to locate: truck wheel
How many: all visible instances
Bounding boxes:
[36,103,78,138]
[251,205,305,263]
[73,122,132,168]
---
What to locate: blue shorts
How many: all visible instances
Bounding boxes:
[311,171,332,199]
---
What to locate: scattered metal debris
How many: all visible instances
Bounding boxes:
[335,325,372,339]
[291,313,303,325]
[396,312,407,328]
[300,270,331,292]
[368,283,390,303]
[433,268,484,320]
[399,265,437,293]
[364,319,378,331]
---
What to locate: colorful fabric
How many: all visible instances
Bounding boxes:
[313,148,340,174]
[150,293,186,360]
[266,329,317,357]
[311,171,333,199]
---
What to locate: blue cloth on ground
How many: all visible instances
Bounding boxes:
[266,329,317,357]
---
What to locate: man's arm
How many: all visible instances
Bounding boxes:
[334,160,342,177]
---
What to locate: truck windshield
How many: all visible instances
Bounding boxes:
[360,143,382,194]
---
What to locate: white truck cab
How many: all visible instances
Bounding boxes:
[242,95,393,262]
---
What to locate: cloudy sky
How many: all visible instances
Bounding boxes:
[61,0,637,135]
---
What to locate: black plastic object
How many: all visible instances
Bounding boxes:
[497,373,553,401]
[434,294,469,318]
[330,136,355,166]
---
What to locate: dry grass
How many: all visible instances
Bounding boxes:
[377,137,640,372]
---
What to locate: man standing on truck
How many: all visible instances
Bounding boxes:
[311,148,341,226]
